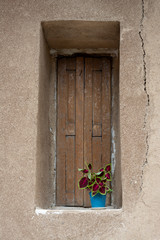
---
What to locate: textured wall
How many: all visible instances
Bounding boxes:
[0,0,160,239]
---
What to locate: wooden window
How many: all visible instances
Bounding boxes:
[56,56,111,207]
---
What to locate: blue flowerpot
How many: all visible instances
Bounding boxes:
[89,192,106,208]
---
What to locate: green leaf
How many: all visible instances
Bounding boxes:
[88,171,91,180]
[78,168,84,171]
[92,190,99,197]
[95,171,103,175]
[88,179,95,187]
[106,187,112,193]
[84,161,88,168]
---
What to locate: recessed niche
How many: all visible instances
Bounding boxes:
[35,20,121,209]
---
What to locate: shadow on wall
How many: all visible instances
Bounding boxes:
[35,27,53,209]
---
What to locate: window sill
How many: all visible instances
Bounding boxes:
[35,206,122,215]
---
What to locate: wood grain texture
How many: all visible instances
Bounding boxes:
[57,58,67,205]
[93,68,102,137]
[75,57,84,206]
[102,58,111,205]
[102,58,111,167]
[66,70,76,136]
[66,57,76,70]
[93,70,102,125]
[84,58,93,207]
[67,71,75,123]
[93,124,102,137]
[92,137,102,173]
[66,136,75,206]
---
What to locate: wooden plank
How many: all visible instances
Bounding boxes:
[67,71,76,124]
[92,69,102,138]
[56,57,67,205]
[66,193,74,206]
[92,57,102,70]
[66,57,76,70]
[93,70,102,125]
[92,137,102,173]
[102,58,111,166]
[84,57,93,207]
[75,57,84,206]
[66,136,75,206]
[66,70,76,136]
[93,124,101,137]
[102,58,111,206]
[66,123,75,136]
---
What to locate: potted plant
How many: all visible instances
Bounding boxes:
[78,163,112,208]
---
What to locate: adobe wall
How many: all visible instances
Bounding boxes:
[1,0,160,239]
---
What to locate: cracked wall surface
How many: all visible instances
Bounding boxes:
[1,0,160,239]
[139,0,150,193]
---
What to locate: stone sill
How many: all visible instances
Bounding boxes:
[35,206,122,215]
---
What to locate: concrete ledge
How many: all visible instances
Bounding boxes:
[35,207,122,215]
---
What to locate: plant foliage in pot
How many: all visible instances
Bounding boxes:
[78,162,112,208]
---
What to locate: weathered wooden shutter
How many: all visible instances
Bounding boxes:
[56,56,111,207]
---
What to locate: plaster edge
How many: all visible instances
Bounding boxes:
[35,207,122,215]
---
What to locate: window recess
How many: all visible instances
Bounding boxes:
[36,21,121,209]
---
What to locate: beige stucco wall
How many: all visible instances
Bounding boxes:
[1,0,160,239]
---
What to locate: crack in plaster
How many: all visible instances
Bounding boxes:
[141,193,150,208]
[139,0,150,192]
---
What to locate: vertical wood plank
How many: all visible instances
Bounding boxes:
[67,71,76,124]
[75,57,84,206]
[92,63,102,173]
[102,58,111,205]
[66,57,76,70]
[66,136,75,206]
[92,57,102,70]
[66,70,76,135]
[92,69,102,137]
[102,58,111,166]
[84,57,93,207]
[93,70,102,125]
[92,138,102,173]
[57,58,67,205]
